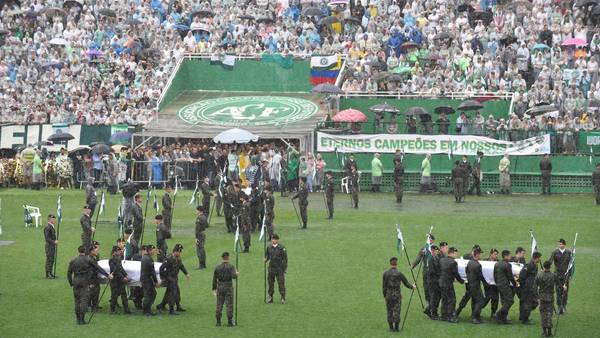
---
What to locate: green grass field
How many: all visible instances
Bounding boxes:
[0,188,598,338]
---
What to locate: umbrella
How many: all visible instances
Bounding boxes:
[238,15,255,21]
[373,72,390,82]
[457,4,474,12]
[404,107,429,116]
[533,43,550,50]
[369,103,400,114]
[328,0,349,6]
[434,106,456,115]
[561,38,587,47]
[318,16,340,26]
[526,105,558,116]
[344,17,362,25]
[49,37,68,46]
[111,144,128,153]
[508,1,534,10]
[41,61,63,69]
[47,130,74,142]
[98,8,116,18]
[21,147,36,158]
[63,1,83,10]
[257,17,275,24]
[86,49,104,57]
[109,132,132,145]
[42,7,67,18]
[33,141,54,147]
[312,83,343,94]
[458,100,484,111]
[500,35,517,46]
[125,18,142,26]
[191,23,211,33]
[433,32,453,40]
[91,143,111,154]
[469,10,493,25]
[0,148,17,158]
[68,146,90,154]
[213,128,259,144]
[588,99,600,107]
[594,5,600,15]
[575,0,599,8]
[388,74,404,82]
[191,9,213,18]
[302,7,323,17]
[332,109,368,123]
[400,41,419,50]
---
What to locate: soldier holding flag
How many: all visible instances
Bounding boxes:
[44,214,58,279]
[80,205,94,253]
[547,239,572,314]
[162,183,173,231]
[382,256,416,332]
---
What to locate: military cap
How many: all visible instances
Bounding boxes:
[173,243,184,252]
[222,252,230,258]
[558,238,566,245]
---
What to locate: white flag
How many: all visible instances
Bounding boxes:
[174,176,179,196]
[99,192,105,215]
[259,205,267,241]
[396,224,404,252]
[530,230,538,258]
[189,179,199,205]
[234,218,240,253]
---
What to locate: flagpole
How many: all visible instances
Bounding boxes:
[290,199,302,229]
[402,244,425,309]
[401,283,416,331]
[235,217,240,326]
[91,191,104,242]
[262,202,267,303]
[170,176,178,231]
[53,196,61,277]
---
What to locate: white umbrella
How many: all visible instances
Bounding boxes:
[213,128,259,144]
[49,37,68,46]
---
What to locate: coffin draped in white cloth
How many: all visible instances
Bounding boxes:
[456,259,523,285]
[97,260,162,286]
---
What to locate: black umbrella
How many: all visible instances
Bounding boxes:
[373,72,390,81]
[191,9,213,18]
[98,8,116,18]
[47,130,75,142]
[344,17,362,25]
[508,1,534,10]
[125,18,141,26]
[434,106,456,115]
[433,32,453,40]
[457,4,474,12]
[500,35,517,46]
[593,5,600,15]
[33,141,54,147]
[575,0,599,8]
[318,16,340,26]
[42,7,67,18]
[388,74,404,82]
[312,83,343,94]
[63,1,83,10]
[369,102,400,114]
[405,107,429,116]
[302,7,323,17]
[238,15,255,21]
[458,100,484,111]
[91,142,111,154]
[0,148,17,158]
[526,105,558,116]
[469,10,493,25]
[257,17,275,24]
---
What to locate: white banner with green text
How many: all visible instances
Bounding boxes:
[316,132,551,156]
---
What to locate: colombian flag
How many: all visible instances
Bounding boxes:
[310,55,342,85]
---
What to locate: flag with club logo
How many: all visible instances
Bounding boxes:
[98,192,105,215]
[189,178,199,205]
[259,204,267,241]
[396,224,404,253]
[234,219,240,253]
[567,233,578,279]
[56,195,62,222]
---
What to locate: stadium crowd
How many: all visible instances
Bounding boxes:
[2,0,600,129]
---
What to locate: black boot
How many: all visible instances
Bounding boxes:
[547,328,553,337]
[228,318,235,327]
[216,316,221,326]
[393,322,399,332]
[388,321,394,331]
[176,303,186,312]
[168,305,179,315]
[302,223,307,229]
[542,328,548,337]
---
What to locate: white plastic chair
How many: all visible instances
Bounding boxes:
[341,176,349,194]
[23,205,41,228]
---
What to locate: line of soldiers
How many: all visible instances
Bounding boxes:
[406,237,573,337]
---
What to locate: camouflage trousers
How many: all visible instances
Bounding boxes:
[73,283,89,321]
[196,232,206,267]
[497,284,515,320]
[351,188,359,206]
[519,291,538,321]
[216,287,234,320]
[268,269,285,297]
[539,300,554,328]
[385,294,402,323]
[595,185,600,204]
[45,244,56,274]
[326,195,334,217]
[395,182,403,202]
[162,210,172,231]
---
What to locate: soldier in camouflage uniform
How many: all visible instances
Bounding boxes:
[155,215,170,263]
[459,155,472,194]
[85,177,97,216]
[264,185,275,239]
[249,186,262,232]
[131,194,144,244]
[291,177,308,229]
[157,244,190,315]
[201,176,211,217]
[212,252,239,326]
[593,163,600,205]
[195,206,208,269]
[411,234,436,316]
[162,183,173,231]
[536,261,557,337]
[80,205,94,253]
[439,247,464,323]
[108,245,131,314]
[547,238,572,314]
[349,166,360,208]
[44,214,58,279]
[393,159,404,203]
[88,242,102,311]
[223,182,235,233]
[68,245,111,325]
[519,252,541,324]
[493,250,517,324]
[240,194,252,253]
[324,171,335,219]
[382,257,416,332]
[265,234,288,304]
[539,154,553,195]
[452,161,465,203]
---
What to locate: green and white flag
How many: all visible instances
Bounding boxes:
[153,188,160,213]
[396,224,404,253]
[259,204,267,241]
[98,192,105,215]
[234,218,240,253]
[174,176,179,197]
[567,233,578,279]
[56,195,62,222]
[529,230,538,258]
[189,178,199,205]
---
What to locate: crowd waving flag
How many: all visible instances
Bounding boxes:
[310,55,342,85]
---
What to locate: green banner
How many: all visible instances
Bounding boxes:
[579,131,600,153]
